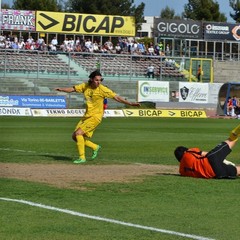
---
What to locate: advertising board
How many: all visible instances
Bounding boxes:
[0,95,66,109]
[2,9,35,31]
[36,11,135,36]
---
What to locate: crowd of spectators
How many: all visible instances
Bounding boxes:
[0,34,172,57]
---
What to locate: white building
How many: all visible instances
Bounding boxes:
[136,16,154,38]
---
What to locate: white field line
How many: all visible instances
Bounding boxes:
[0,198,215,240]
[0,148,72,158]
[0,148,36,153]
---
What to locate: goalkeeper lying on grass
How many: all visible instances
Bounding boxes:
[174,124,240,179]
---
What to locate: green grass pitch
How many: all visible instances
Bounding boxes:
[1,116,240,240]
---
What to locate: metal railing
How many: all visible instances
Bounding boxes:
[0,49,190,82]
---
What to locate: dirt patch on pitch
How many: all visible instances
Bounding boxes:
[0,163,178,189]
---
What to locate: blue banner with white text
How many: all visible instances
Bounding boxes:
[0,95,66,108]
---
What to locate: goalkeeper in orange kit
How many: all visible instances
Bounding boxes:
[174,124,240,179]
[55,70,140,163]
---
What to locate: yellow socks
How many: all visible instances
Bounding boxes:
[85,139,98,150]
[76,135,86,160]
[229,124,240,141]
[75,137,99,161]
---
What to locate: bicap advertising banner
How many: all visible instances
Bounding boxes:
[36,11,135,36]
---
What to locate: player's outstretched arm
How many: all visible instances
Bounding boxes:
[113,95,141,107]
[55,87,75,93]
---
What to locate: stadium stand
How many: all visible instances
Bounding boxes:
[0,51,78,76]
[73,53,185,80]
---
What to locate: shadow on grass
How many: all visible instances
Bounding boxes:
[157,173,180,177]
[38,154,73,161]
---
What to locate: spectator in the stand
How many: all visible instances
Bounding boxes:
[69,38,75,48]
[226,97,233,116]
[232,96,239,108]
[197,65,202,82]
[75,42,82,52]
[5,42,11,49]
[0,40,5,48]
[81,43,88,52]
[30,42,36,51]
[93,41,100,53]
[154,44,160,55]
[231,96,239,117]
[75,37,80,46]
[166,44,171,56]
[41,41,48,53]
[127,40,133,54]
[115,43,122,54]
[25,41,31,50]
[11,41,19,51]
[85,38,92,52]
[88,44,94,53]
[119,38,127,52]
[51,36,58,47]
[158,41,164,55]
[8,35,14,42]
[5,37,11,48]
[49,43,57,52]
[13,35,18,44]
[59,42,65,52]
[137,42,146,55]
[131,41,138,54]
[35,41,40,50]
[105,39,113,52]
[37,37,44,46]
[148,44,155,56]
[165,58,175,67]
[179,55,185,71]
[0,34,176,59]
[0,35,5,42]
[147,64,155,78]
[63,38,69,51]
[66,42,74,52]
[27,35,34,44]
[99,44,108,54]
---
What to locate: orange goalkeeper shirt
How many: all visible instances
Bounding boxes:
[179,148,216,178]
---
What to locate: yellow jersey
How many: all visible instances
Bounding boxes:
[74,83,116,120]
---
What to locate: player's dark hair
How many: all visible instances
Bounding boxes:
[174,146,188,162]
[88,70,102,84]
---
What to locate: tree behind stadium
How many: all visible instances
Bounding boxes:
[12,0,62,11]
[183,0,227,22]
[160,6,182,19]
[230,0,240,22]
[65,0,145,32]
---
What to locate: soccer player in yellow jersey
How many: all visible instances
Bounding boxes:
[55,70,140,163]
